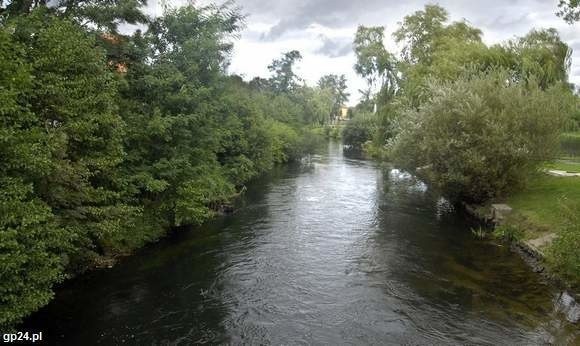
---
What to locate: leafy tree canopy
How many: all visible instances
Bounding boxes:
[1,0,149,32]
[557,0,580,23]
[268,50,303,94]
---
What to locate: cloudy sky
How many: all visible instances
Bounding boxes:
[146,0,579,105]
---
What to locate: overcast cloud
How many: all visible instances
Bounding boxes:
[147,0,579,104]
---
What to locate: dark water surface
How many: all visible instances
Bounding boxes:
[26,142,578,345]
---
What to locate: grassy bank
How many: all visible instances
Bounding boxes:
[503,171,580,285]
[507,175,579,235]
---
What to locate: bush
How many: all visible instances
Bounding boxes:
[390,71,574,203]
[342,113,375,150]
[269,121,302,162]
[547,202,580,282]
[493,224,524,242]
[0,179,69,330]
[564,104,580,132]
[560,132,580,158]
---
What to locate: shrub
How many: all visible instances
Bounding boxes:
[547,201,580,282]
[342,113,375,150]
[0,179,69,330]
[269,121,301,162]
[560,132,580,158]
[390,71,574,203]
[493,224,524,242]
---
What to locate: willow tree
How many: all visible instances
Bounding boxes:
[318,74,350,123]
[392,5,484,108]
[353,25,398,102]
[557,0,580,23]
[507,28,572,89]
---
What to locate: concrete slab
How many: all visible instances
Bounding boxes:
[546,170,580,177]
[491,204,513,224]
[525,233,557,256]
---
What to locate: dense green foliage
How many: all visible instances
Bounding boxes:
[0,2,336,328]
[557,0,580,23]
[561,132,580,157]
[342,113,374,150]
[548,202,580,281]
[318,74,350,123]
[2,0,579,327]
[351,4,580,284]
[390,73,574,203]
[352,4,576,203]
[1,13,127,327]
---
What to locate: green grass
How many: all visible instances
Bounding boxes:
[506,173,580,285]
[507,174,580,236]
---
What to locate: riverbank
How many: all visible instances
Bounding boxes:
[463,167,580,292]
[505,172,580,288]
[89,186,247,270]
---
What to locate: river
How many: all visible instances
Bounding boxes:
[25,141,578,345]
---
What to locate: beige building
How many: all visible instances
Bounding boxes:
[338,106,350,121]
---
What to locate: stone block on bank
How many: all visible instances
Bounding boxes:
[491,204,513,224]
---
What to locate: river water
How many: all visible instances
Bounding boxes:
[26,141,578,345]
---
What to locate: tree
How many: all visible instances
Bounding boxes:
[0,0,328,329]
[393,4,482,69]
[353,26,398,100]
[342,113,375,150]
[1,0,149,32]
[356,4,574,162]
[299,86,335,125]
[508,28,572,89]
[393,4,448,65]
[318,74,350,122]
[268,50,303,94]
[390,71,574,203]
[557,0,580,23]
[392,5,485,108]
[118,3,244,228]
[13,12,138,263]
[0,11,133,327]
[0,25,70,330]
[318,74,349,104]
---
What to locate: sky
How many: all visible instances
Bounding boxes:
[144,0,580,105]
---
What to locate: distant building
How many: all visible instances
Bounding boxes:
[338,106,350,121]
[107,60,128,74]
[100,33,128,74]
[100,32,122,45]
